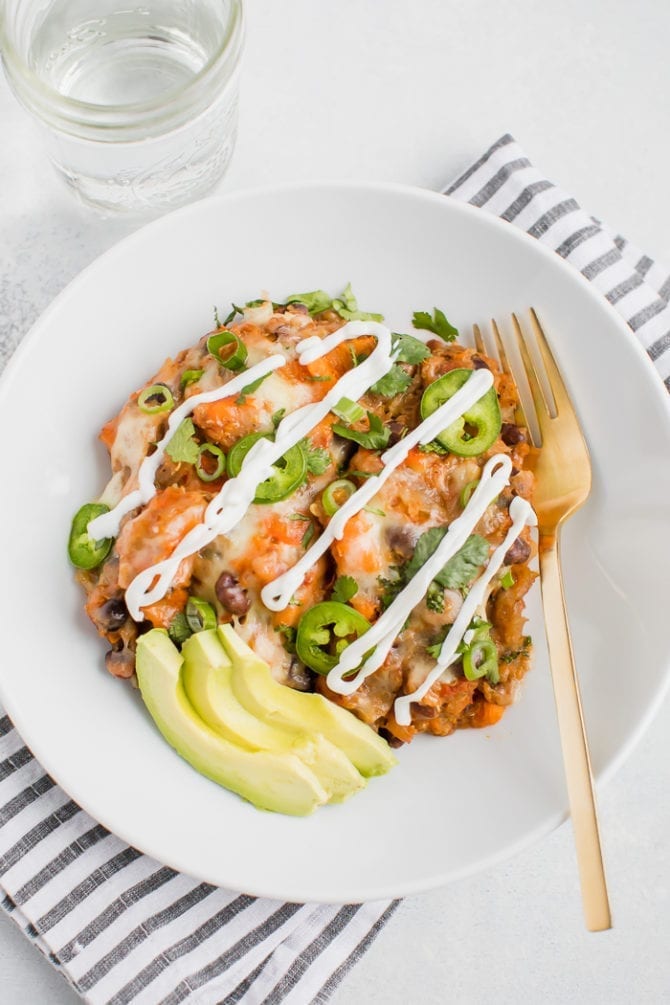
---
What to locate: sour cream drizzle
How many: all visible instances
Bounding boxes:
[118,321,396,620]
[87,353,287,542]
[325,453,514,698]
[90,315,536,720]
[393,494,536,725]
[261,367,494,611]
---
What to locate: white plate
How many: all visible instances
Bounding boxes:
[1,183,668,903]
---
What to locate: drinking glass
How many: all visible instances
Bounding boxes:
[0,0,244,215]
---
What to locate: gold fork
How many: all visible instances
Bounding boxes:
[474,310,612,932]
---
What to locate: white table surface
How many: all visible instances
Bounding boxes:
[1,1,669,1002]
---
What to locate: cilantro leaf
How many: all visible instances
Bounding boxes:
[333,283,384,323]
[336,282,357,312]
[275,623,297,654]
[403,529,490,592]
[286,290,333,314]
[426,625,451,659]
[378,528,490,619]
[303,441,331,475]
[378,571,403,610]
[331,575,358,604]
[433,534,490,589]
[392,332,431,364]
[332,411,391,450]
[402,527,448,581]
[271,407,286,429]
[370,364,413,397]
[165,418,199,464]
[426,582,445,612]
[412,308,458,342]
[213,305,222,328]
[500,635,532,664]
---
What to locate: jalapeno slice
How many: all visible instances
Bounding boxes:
[68,503,113,570]
[420,368,501,456]
[185,596,217,633]
[296,601,371,675]
[227,433,307,504]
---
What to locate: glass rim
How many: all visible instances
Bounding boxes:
[0,0,244,129]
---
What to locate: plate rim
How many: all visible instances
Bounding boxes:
[1,180,669,902]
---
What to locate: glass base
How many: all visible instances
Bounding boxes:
[52,124,237,217]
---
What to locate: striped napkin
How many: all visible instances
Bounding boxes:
[1,134,669,1005]
[446,134,670,389]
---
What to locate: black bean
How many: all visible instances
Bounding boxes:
[104,647,135,678]
[286,659,313,692]
[215,571,250,615]
[501,422,526,446]
[386,526,416,561]
[98,597,128,631]
[379,727,405,748]
[504,537,531,566]
[388,421,406,446]
[472,356,490,370]
[411,702,438,719]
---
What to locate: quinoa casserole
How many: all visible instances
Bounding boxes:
[70,288,538,751]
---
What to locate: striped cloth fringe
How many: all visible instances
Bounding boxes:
[1,132,668,1004]
[0,708,396,1003]
[445,133,670,390]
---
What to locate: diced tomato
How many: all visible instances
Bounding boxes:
[99,416,119,451]
[470,701,506,728]
[142,587,189,629]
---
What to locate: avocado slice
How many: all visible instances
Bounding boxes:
[136,630,328,816]
[218,624,397,778]
[181,630,365,803]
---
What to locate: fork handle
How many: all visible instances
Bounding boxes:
[539,533,612,932]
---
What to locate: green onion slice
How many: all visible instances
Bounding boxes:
[500,569,515,589]
[138,384,174,414]
[462,638,499,684]
[459,479,480,509]
[185,596,217,633]
[322,479,356,516]
[207,331,248,371]
[196,443,226,482]
[332,397,365,424]
[180,369,204,388]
